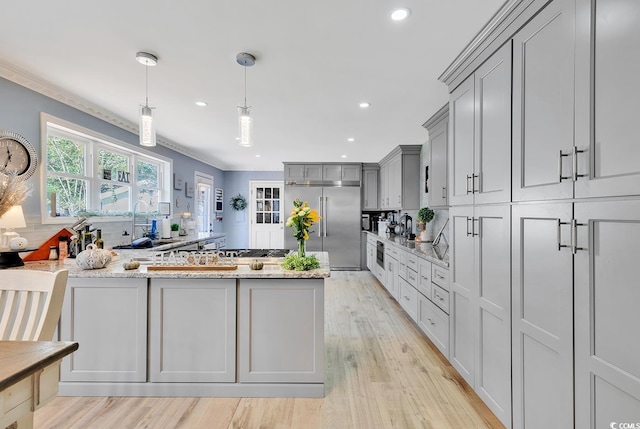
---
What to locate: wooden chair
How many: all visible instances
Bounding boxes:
[0,269,69,341]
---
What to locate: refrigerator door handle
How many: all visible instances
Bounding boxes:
[323,196,328,237]
[318,196,323,237]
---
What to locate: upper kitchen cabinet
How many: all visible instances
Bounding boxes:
[512,0,576,202]
[423,105,448,208]
[449,42,512,206]
[573,0,640,199]
[284,164,323,183]
[379,145,421,210]
[323,164,361,183]
[362,163,379,210]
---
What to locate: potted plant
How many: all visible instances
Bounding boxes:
[170,223,180,238]
[417,207,435,241]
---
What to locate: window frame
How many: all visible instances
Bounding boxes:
[40,113,172,224]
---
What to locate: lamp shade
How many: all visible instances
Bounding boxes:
[238,106,253,147]
[139,105,156,147]
[0,205,27,229]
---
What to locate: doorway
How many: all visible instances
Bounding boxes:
[249,181,284,249]
[194,171,214,233]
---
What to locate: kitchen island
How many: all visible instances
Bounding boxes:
[23,252,329,398]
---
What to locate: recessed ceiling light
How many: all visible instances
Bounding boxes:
[195,101,208,107]
[341,155,348,159]
[359,102,371,108]
[235,137,240,140]
[255,154,261,158]
[347,138,355,142]
[390,8,411,21]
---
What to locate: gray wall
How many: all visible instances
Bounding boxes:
[223,170,284,249]
[0,77,231,247]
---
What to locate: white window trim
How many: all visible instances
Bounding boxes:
[40,113,173,224]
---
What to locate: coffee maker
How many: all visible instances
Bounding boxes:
[399,213,413,239]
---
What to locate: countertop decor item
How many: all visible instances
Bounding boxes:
[230,194,247,211]
[76,244,112,270]
[281,253,320,271]
[417,206,435,241]
[0,173,29,219]
[285,198,321,259]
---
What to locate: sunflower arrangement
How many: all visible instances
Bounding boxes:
[285,198,321,257]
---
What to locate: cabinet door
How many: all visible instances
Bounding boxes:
[341,164,361,182]
[429,119,448,207]
[60,278,147,382]
[512,202,574,429]
[149,279,236,383]
[512,0,575,202]
[386,256,399,301]
[284,164,305,182]
[574,0,640,198]
[574,200,640,428]
[474,205,511,427]
[389,156,402,209]
[363,169,378,210]
[449,76,475,206]
[322,164,342,182]
[380,164,388,208]
[305,165,323,181]
[474,42,512,205]
[449,206,475,385]
[238,279,324,383]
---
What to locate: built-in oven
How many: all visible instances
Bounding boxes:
[376,240,384,268]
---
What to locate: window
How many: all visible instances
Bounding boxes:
[41,114,171,223]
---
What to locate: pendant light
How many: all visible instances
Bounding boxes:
[136,51,158,147]
[236,52,255,147]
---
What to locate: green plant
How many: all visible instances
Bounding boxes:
[281,254,320,271]
[417,207,435,224]
[170,223,180,231]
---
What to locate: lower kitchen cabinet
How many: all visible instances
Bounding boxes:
[398,277,418,322]
[238,279,324,383]
[450,204,511,427]
[417,293,449,357]
[149,279,236,383]
[384,250,399,300]
[60,277,148,382]
[574,200,640,428]
[512,202,574,429]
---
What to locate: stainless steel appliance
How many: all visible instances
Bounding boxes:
[376,240,384,268]
[361,214,371,231]
[285,177,361,270]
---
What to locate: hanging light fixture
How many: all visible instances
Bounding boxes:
[236,52,256,147]
[136,51,158,147]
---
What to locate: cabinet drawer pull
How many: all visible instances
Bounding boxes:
[427,318,435,325]
[573,146,587,181]
[404,295,410,301]
[472,174,479,193]
[466,175,473,194]
[466,217,473,236]
[441,187,446,199]
[572,218,588,254]
[557,219,570,251]
[558,150,572,181]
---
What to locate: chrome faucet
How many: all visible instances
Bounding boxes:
[131,199,150,242]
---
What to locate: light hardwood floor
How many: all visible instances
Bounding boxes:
[35,271,504,429]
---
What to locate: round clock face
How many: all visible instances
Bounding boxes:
[0,131,38,179]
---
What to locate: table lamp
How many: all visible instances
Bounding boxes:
[0,205,27,249]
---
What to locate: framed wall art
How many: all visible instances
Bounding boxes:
[173,173,184,190]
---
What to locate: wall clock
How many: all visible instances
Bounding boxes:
[0,131,38,180]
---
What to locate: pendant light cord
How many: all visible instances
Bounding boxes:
[244,66,247,108]
[145,64,149,107]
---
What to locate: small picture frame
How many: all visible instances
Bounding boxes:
[173,174,184,190]
[185,182,194,198]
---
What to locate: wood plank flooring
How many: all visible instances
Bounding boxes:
[34,271,504,429]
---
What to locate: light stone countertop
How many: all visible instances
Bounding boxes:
[20,250,331,279]
[365,231,449,268]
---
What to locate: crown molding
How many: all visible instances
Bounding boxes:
[0,59,228,170]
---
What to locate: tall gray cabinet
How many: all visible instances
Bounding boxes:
[439,0,640,427]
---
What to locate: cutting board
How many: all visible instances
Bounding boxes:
[147,265,238,271]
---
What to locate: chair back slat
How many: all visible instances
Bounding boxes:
[0,270,69,341]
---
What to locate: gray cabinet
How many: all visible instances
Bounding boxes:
[238,279,324,383]
[284,164,323,183]
[449,42,511,206]
[149,279,236,383]
[384,250,399,300]
[60,278,148,382]
[573,0,640,199]
[378,146,421,210]
[362,164,379,210]
[512,0,575,202]
[512,202,574,429]
[423,106,448,208]
[322,164,361,183]
[574,200,640,428]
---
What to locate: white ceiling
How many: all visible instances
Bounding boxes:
[1,0,504,171]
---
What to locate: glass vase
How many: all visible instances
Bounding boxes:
[298,240,306,257]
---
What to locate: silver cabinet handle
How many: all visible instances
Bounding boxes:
[472,217,479,237]
[318,196,323,238]
[558,150,571,182]
[404,296,410,301]
[466,217,473,236]
[573,146,587,181]
[441,187,446,199]
[323,196,328,237]
[427,318,435,325]
[466,175,473,194]
[557,219,570,251]
[472,174,479,194]
[571,218,588,254]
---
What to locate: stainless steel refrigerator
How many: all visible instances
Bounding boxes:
[284,185,361,270]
